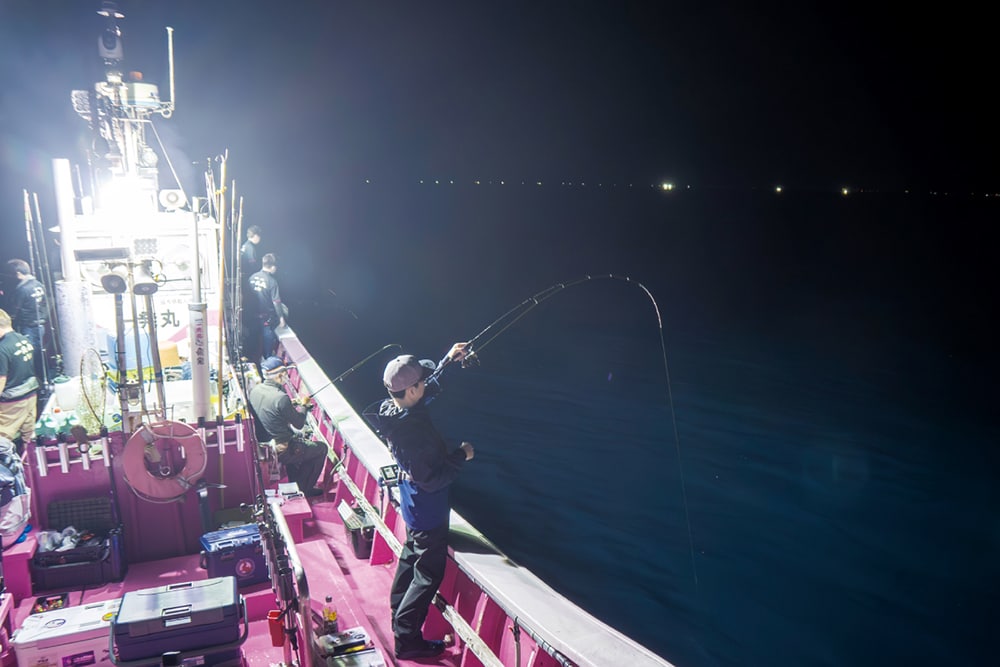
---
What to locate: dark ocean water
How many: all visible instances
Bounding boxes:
[280,185,997,667]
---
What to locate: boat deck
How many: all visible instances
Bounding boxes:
[2,329,674,667]
[7,492,457,666]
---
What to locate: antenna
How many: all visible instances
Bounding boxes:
[160,27,176,118]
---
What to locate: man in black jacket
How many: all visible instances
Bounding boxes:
[5,259,47,383]
[248,253,285,361]
[239,226,263,357]
[248,356,328,497]
[369,343,474,660]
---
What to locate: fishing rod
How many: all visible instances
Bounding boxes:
[32,192,61,369]
[428,274,659,378]
[305,343,402,400]
[327,289,359,320]
[21,190,61,380]
[428,273,700,588]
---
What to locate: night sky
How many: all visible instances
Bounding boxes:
[2,1,996,358]
[1,0,996,234]
[2,0,996,413]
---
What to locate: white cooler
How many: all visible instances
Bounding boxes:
[13,598,122,667]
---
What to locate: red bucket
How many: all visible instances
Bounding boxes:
[267,610,285,647]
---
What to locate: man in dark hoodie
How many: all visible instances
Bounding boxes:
[371,343,474,660]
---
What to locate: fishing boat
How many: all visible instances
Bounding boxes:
[0,4,674,666]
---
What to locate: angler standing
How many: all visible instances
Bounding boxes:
[239,225,263,358]
[239,225,263,279]
[369,343,474,660]
[248,252,285,361]
[5,259,48,384]
[0,308,39,448]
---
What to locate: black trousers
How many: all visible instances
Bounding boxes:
[389,521,449,646]
[277,435,327,491]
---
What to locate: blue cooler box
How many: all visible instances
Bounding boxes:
[200,523,269,588]
[112,577,244,663]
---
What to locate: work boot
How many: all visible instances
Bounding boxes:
[394,639,445,660]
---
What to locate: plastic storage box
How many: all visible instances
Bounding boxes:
[199,523,268,588]
[112,577,244,663]
[31,496,126,591]
[12,598,122,667]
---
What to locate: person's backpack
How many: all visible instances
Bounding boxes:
[0,437,31,549]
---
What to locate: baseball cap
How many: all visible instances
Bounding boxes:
[383,355,436,392]
[261,356,293,375]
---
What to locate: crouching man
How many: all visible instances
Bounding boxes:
[249,356,328,497]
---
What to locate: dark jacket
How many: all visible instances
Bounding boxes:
[248,269,282,324]
[248,379,305,443]
[9,277,47,330]
[371,387,466,531]
[240,239,261,278]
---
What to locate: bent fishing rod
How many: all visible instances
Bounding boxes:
[426,273,700,588]
[428,274,662,376]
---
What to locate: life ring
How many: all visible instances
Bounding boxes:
[122,420,207,502]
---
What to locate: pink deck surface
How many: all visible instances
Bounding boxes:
[8,494,462,666]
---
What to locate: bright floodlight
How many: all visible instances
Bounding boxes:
[98,2,125,18]
[100,265,128,294]
[132,263,159,295]
[661,182,674,191]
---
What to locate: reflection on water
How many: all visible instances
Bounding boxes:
[297,189,995,666]
[435,326,993,667]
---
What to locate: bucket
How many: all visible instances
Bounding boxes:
[51,376,80,412]
[267,610,285,646]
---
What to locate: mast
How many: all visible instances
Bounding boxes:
[216,156,228,420]
[49,1,227,428]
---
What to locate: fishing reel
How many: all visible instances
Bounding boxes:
[460,350,480,369]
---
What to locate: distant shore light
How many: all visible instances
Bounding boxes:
[775,185,782,193]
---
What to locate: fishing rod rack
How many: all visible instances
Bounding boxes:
[250,494,316,667]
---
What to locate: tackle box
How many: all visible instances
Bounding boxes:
[112,576,244,663]
[337,501,374,560]
[31,496,126,590]
[199,523,269,588]
[12,597,122,667]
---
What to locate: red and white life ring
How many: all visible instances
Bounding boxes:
[122,420,207,502]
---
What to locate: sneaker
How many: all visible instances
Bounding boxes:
[394,639,445,660]
[304,487,325,498]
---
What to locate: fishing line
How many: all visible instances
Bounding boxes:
[327,289,359,320]
[434,273,700,588]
